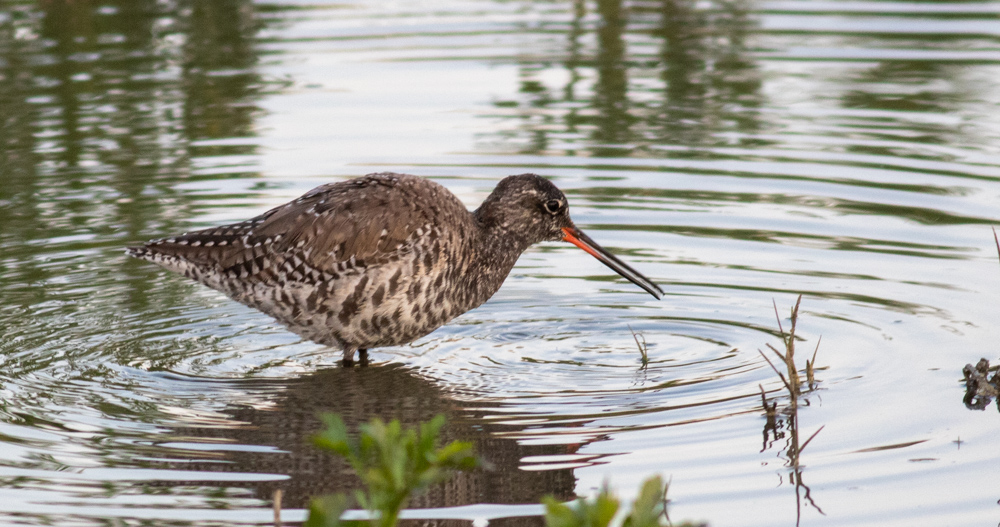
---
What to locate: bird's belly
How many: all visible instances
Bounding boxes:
[231,258,474,351]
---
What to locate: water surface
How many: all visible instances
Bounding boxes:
[1,0,1000,525]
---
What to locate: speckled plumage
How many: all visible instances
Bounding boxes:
[128,172,662,364]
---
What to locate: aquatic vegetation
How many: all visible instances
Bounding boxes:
[993,227,999,266]
[628,324,649,369]
[758,296,825,526]
[304,414,703,527]
[305,414,479,527]
[759,296,820,397]
[544,475,704,527]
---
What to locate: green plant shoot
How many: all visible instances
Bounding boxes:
[305,414,480,527]
[543,476,697,527]
[543,485,621,527]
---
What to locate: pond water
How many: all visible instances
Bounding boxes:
[2,0,1000,525]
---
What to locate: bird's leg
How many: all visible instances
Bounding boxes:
[358,349,369,367]
[342,347,356,367]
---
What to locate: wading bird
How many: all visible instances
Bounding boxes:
[128,173,662,365]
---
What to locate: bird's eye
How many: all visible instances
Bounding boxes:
[544,199,562,214]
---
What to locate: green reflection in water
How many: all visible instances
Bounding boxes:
[489,0,766,156]
[0,0,277,316]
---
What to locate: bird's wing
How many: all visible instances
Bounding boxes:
[133,173,457,280]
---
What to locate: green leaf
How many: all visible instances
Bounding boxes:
[623,476,666,527]
[542,496,580,527]
[313,414,352,457]
[308,413,481,527]
[436,440,478,469]
[304,493,351,527]
[542,490,620,527]
[591,488,622,527]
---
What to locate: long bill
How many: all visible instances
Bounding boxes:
[561,227,664,300]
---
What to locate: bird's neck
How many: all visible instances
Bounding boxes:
[472,207,534,264]
[460,211,534,306]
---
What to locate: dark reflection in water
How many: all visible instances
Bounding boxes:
[0,0,271,309]
[843,62,957,115]
[0,0,263,179]
[164,364,577,517]
[838,58,980,161]
[761,384,824,526]
[652,0,763,147]
[591,0,631,157]
[493,0,764,155]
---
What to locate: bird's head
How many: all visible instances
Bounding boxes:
[475,174,663,299]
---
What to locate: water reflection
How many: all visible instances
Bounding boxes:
[591,0,630,156]
[1,0,263,177]
[837,59,979,160]
[760,386,824,527]
[490,0,764,155]
[0,0,272,318]
[164,364,577,513]
[651,0,763,147]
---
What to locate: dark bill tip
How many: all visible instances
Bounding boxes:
[561,227,664,300]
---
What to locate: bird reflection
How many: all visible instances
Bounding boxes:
[164,363,578,523]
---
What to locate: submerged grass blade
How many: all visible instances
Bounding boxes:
[993,227,999,266]
[628,325,649,368]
